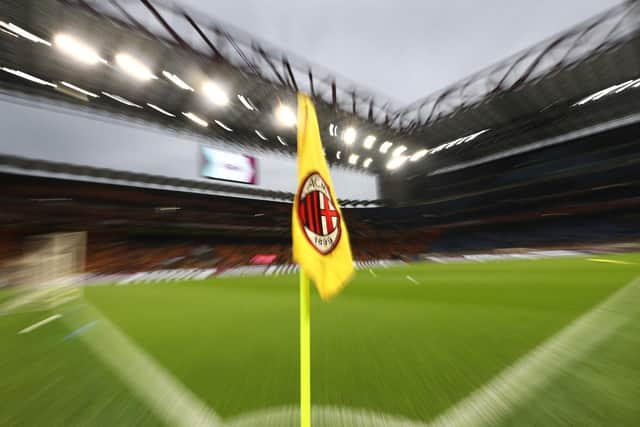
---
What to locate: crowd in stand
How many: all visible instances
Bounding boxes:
[5,210,640,277]
[82,235,429,274]
[0,230,433,276]
[85,238,285,273]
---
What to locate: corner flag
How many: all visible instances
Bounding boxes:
[292,93,355,300]
[292,93,355,427]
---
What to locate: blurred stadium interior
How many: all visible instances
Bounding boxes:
[1,0,640,275]
[2,0,640,426]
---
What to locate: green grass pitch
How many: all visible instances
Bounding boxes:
[2,254,640,426]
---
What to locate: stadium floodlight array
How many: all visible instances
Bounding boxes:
[62,0,408,131]
[54,33,105,65]
[0,9,398,173]
[0,18,387,171]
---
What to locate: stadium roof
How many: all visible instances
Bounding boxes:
[0,0,411,174]
[397,0,640,175]
[0,0,639,183]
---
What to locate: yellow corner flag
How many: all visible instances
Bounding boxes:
[292,92,355,300]
[293,92,355,427]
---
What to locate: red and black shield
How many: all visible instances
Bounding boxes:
[296,172,342,254]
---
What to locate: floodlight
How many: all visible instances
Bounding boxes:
[1,67,56,87]
[0,22,50,45]
[182,112,208,127]
[386,156,408,170]
[392,145,407,157]
[101,91,141,108]
[379,141,393,153]
[214,120,233,132]
[202,80,229,106]
[162,70,193,91]
[275,104,296,127]
[410,149,428,161]
[54,33,104,65]
[115,53,156,81]
[61,81,98,98]
[237,94,255,111]
[343,127,357,145]
[363,135,376,149]
[147,103,175,117]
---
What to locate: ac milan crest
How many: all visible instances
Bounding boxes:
[296,172,342,254]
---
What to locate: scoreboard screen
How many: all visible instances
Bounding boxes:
[200,146,257,184]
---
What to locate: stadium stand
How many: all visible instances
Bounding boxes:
[1,0,640,281]
[2,168,640,281]
[430,212,640,253]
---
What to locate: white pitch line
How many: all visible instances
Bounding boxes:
[18,314,62,334]
[406,275,419,285]
[224,277,640,427]
[16,274,631,427]
[427,276,640,427]
[66,302,222,427]
[226,405,427,427]
[587,258,634,265]
[0,287,60,315]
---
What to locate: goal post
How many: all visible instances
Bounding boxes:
[5,232,86,289]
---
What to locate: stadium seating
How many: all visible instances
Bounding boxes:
[430,212,640,253]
